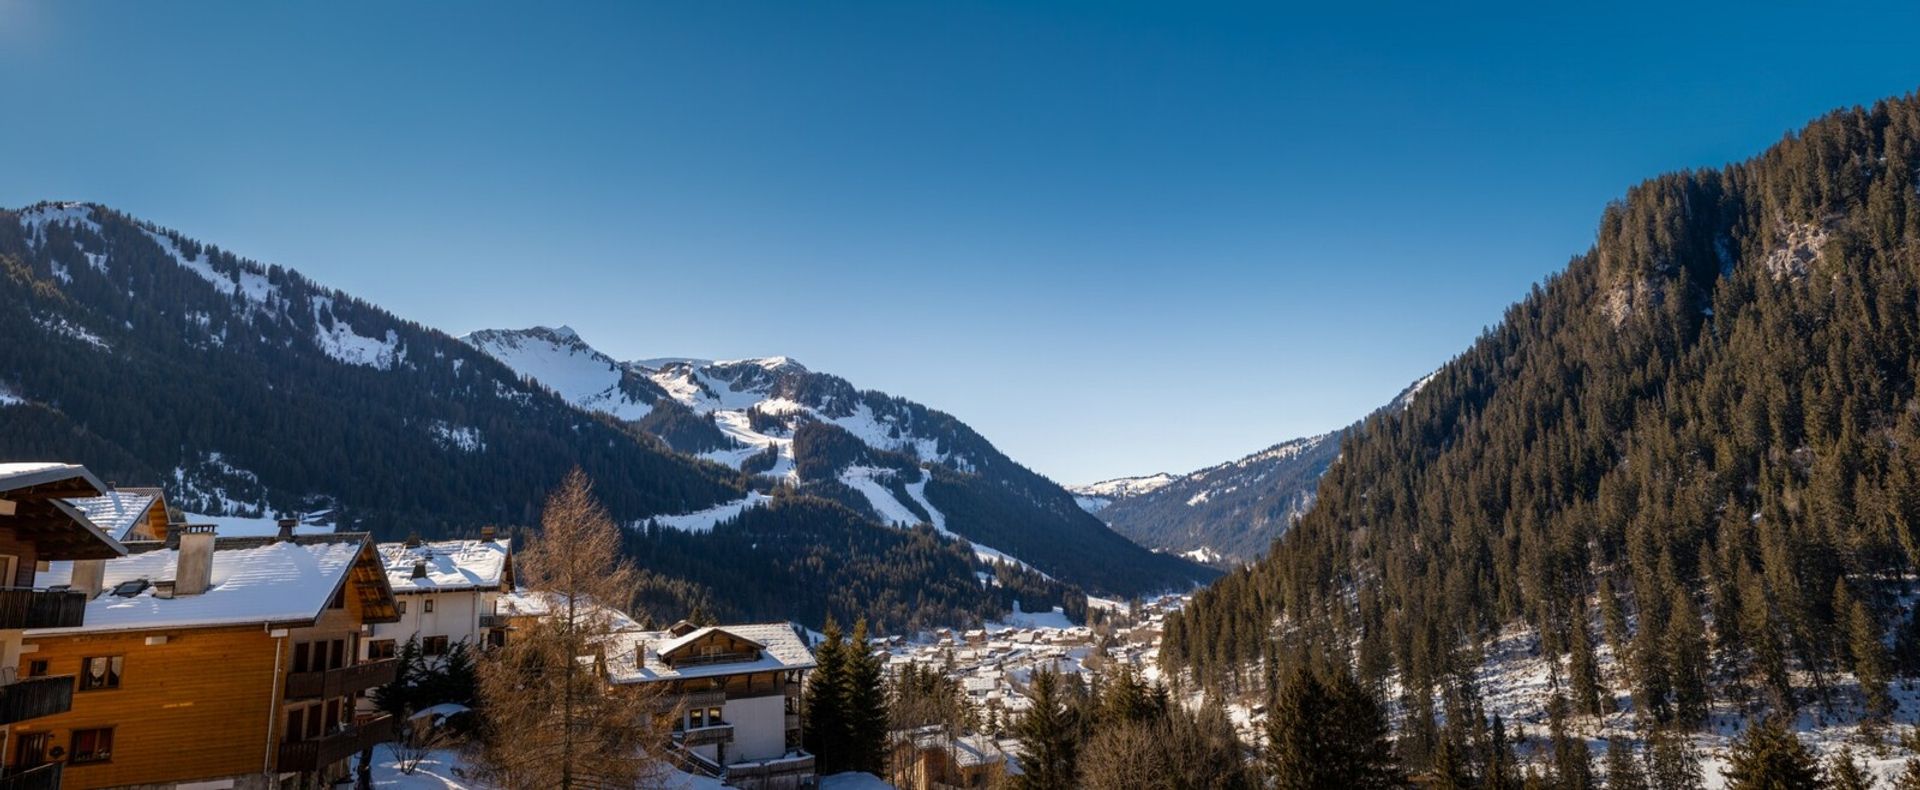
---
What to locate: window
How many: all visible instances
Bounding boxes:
[422,636,449,656]
[397,600,407,615]
[423,598,435,614]
[78,656,121,691]
[708,706,723,725]
[329,586,346,609]
[688,708,705,728]
[69,728,112,764]
[368,640,397,660]
[26,660,47,678]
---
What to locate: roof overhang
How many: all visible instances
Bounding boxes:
[1,465,127,560]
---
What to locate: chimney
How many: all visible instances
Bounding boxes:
[480,525,497,542]
[411,560,428,579]
[176,524,217,596]
[70,559,106,598]
[276,517,298,541]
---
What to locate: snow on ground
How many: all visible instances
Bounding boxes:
[901,474,1040,575]
[145,228,275,305]
[0,385,23,407]
[430,421,485,453]
[33,314,108,350]
[644,492,773,533]
[1179,547,1220,564]
[820,772,894,789]
[840,467,922,526]
[460,327,654,421]
[18,203,102,248]
[312,296,405,369]
[990,602,1076,630]
[1071,473,1177,500]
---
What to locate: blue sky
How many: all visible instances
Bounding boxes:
[4,2,1920,483]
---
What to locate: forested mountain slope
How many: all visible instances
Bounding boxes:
[465,326,1218,596]
[1075,374,1433,564]
[1164,93,1920,769]
[0,204,1085,630]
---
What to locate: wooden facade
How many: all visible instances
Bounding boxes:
[11,537,398,789]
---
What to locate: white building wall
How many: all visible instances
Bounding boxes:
[362,589,498,659]
[724,694,787,762]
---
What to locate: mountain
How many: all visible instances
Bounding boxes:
[0,202,1090,631]
[463,326,1219,595]
[1073,373,1435,564]
[1163,93,1920,768]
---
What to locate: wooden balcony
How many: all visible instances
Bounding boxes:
[674,722,734,748]
[0,763,60,790]
[0,677,74,725]
[0,589,86,630]
[277,714,393,773]
[284,658,398,700]
[478,613,511,629]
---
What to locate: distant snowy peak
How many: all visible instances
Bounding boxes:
[459,326,659,421]
[460,326,978,477]
[1068,473,1176,513]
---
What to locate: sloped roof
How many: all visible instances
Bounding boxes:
[31,534,383,635]
[64,489,161,541]
[0,462,124,560]
[605,622,815,684]
[655,625,765,660]
[377,538,512,593]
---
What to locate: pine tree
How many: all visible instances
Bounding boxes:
[1893,727,1920,790]
[1665,586,1711,729]
[1848,597,1893,722]
[1014,667,1080,790]
[1645,728,1705,790]
[1826,746,1872,790]
[804,619,851,771]
[844,619,890,775]
[1266,663,1405,790]
[1569,604,1607,717]
[1722,717,1824,790]
[1605,738,1648,790]
[1547,693,1594,790]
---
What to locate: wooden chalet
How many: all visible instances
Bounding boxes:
[14,524,399,789]
[0,463,128,790]
[603,620,818,789]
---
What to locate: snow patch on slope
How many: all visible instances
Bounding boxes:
[840,467,921,526]
[461,327,654,421]
[312,297,403,370]
[642,492,773,533]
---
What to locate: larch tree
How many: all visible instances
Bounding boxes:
[474,469,672,790]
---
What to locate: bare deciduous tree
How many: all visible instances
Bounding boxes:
[473,469,674,790]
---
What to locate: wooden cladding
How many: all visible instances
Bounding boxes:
[0,677,74,726]
[284,658,398,701]
[0,589,85,630]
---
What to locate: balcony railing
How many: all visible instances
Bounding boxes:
[0,589,86,630]
[0,763,60,790]
[285,658,399,700]
[478,614,511,629]
[674,722,734,748]
[277,714,394,773]
[0,677,74,725]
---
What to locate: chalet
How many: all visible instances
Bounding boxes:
[0,463,127,789]
[361,528,514,664]
[887,726,1019,790]
[605,621,817,789]
[64,486,171,543]
[16,524,400,789]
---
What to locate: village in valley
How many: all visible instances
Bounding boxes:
[0,461,1198,790]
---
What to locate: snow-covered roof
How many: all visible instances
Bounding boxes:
[30,535,381,635]
[1,462,105,497]
[64,489,161,540]
[655,625,765,659]
[377,538,512,593]
[605,622,815,684]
